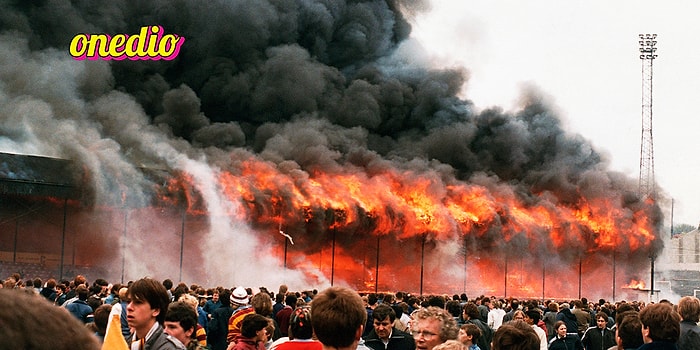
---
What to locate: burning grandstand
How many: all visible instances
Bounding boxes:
[0,0,664,299]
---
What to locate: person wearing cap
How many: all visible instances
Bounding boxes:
[228,287,255,344]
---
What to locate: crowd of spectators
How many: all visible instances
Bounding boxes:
[1,272,699,350]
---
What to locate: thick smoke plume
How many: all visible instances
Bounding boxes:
[0,0,662,298]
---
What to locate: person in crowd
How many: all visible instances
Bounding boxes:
[412,306,459,350]
[502,300,520,324]
[458,324,482,350]
[446,300,464,326]
[273,293,286,322]
[311,286,368,350]
[230,313,271,350]
[581,312,615,350]
[463,302,492,350]
[491,320,539,350]
[63,274,87,307]
[210,289,234,350]
[206,290,223,317]
[165,300,209,350]
[555,303,579,340]
[488,300,507,331]
[572,301,591,338]
[478,297,491,323]
[127,277,182,349]
[614,311,643,350]
[228,286,255,343]
[66,284,94,323]
[677,296,700,350]
[92,303,112,343]
[251,291,283,341]
[0,288,101,350]
[118,286,131,340]
[179,293,209,347]
[523,310,547,350]
[271,307,322,350]
[364,303,416,350]
[638,302,680,350]
[104,283,122,305]
[364,294,380,337]
[548,321,583,350]
[542,303,559,341]
[39,277,57,301]
[277,294,298,338]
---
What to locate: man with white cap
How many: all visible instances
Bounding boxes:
[227,287,254,344]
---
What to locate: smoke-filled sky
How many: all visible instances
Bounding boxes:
[410,0,700,227]
[0,0,673,295]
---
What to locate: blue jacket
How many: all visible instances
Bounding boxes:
[66,299,93,323]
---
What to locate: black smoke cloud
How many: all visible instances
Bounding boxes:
[0,0,663,291]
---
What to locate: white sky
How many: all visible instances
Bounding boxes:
[408,0,700,228]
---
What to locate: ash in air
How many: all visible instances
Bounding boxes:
[0,0,663,297]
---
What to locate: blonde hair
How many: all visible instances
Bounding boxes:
[179,293,199,312]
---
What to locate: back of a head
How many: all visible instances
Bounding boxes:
[0,289,100,350]
[492,320,539,350]
[286,293,298,308]
[290,307,314,340]
[252,292,273,315]
[129,277,171,325]
[617,312,644,349]
[311,286,366,349]
[678,296,700,323]
[639,302,681,343]
[220,289,232,307]
[76,284,89,301]
[94,304,112,334]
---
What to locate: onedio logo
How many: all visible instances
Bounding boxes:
[69,25,185,61]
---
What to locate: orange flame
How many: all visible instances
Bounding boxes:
[151,154,659,296]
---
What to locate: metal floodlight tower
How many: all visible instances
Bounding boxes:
[638,33,658,200]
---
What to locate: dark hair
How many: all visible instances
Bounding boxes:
[446,300,462,318]
[165,301,198,336]
[285,294,298,308]
[492,320,539,350]
[241,313,271,338]
[525,309,541,323]
[93,304,112,335]
[163,279,173,290]
[76,285,89,301]
[461,323,482,339]
[290,307,313,340]
[428,295,446,309]
[617,312,643,349]
[639,303,681,343]
[373,304,396,323]
[128,278,171,325]
[220,289,231,307]
[462,302,480,320]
